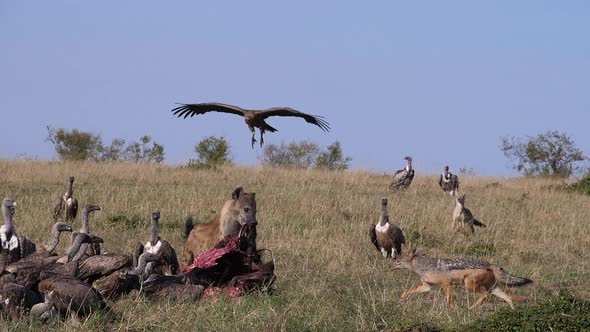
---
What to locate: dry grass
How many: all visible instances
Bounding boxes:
[0,160,588,331]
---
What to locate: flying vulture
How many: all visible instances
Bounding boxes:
[171,102,330,148]
[439,165,460,196]
[369,197,405,258]
[389,156,415,191]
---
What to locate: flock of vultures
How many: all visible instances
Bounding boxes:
[0,177,275,322]
[0,103,534,323]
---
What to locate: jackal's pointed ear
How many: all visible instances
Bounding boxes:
[232,187,244,200]
[400,243,407,253]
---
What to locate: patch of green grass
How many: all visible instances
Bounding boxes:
[105,212,146,229]
[452,242,496,257]
[406,229,444,249]
[461,291,590,332]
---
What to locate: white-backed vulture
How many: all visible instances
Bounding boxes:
[77,253,134,285]
[1,198,20,271]
[171,102,330,148]
[52,176,79,222]
[389,156,415,191]
[140,210,179,276]
[439,165,460,196]
[0,282,41,320]
[0,233,103,289]
[91,253,162,300]
[142,273,204,303]
[34,270,105,319]
[369,197,405,258]
[17,222,73,263]
[72,204,102,260]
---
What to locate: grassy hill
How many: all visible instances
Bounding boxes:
[1,160,588,331]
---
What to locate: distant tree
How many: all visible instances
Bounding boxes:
[315,141,352,171]
[46,126,103,161]
[500,131,586,177]
[99,138,126,162]
[189,136,232,168]
[47,126,165,163]
[261,141,320,168]
[123,136,165,164]
[459,167,477,176]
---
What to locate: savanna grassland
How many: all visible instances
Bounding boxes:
[1,160,589,331]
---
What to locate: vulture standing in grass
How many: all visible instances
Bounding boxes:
[438,165,460,196]
[17,222,73,263]
[53,176,79,222]
[1,198,20,271]
[369,197,405,258]
[72,204,102,260]
[389,156,415,191]
[139,210,179,275]
[171,102,330,148]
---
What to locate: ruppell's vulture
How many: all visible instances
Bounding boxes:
[171,102,330,148]
[369,197,405,258]
[389,156,415,191]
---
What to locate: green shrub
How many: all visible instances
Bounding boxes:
[570,173,590,195]
[189,136,232,169]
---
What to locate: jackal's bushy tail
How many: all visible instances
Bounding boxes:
[493,267,533,287]
[183,216,195,240]
[473,219,486,227]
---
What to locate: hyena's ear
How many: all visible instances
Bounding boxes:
[232,187,244,200]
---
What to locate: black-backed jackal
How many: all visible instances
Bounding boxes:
[392,245,532,309]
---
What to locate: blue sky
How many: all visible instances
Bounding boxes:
[1,1,588,175]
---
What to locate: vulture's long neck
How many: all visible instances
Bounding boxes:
[67,180,74,197]
[81,211,90,234]
[443,170,449,178]
[44,225,62,253]
[67,234,88,262]
[406,160,412,172]
[379,202,389,227]
[2,205,16,236]
[130,254,150,279]
[150,218,159,246]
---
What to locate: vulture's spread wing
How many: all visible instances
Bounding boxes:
[256,108,330,132]
[171,103,246,119]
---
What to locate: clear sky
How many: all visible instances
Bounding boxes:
[1,1,588,175]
